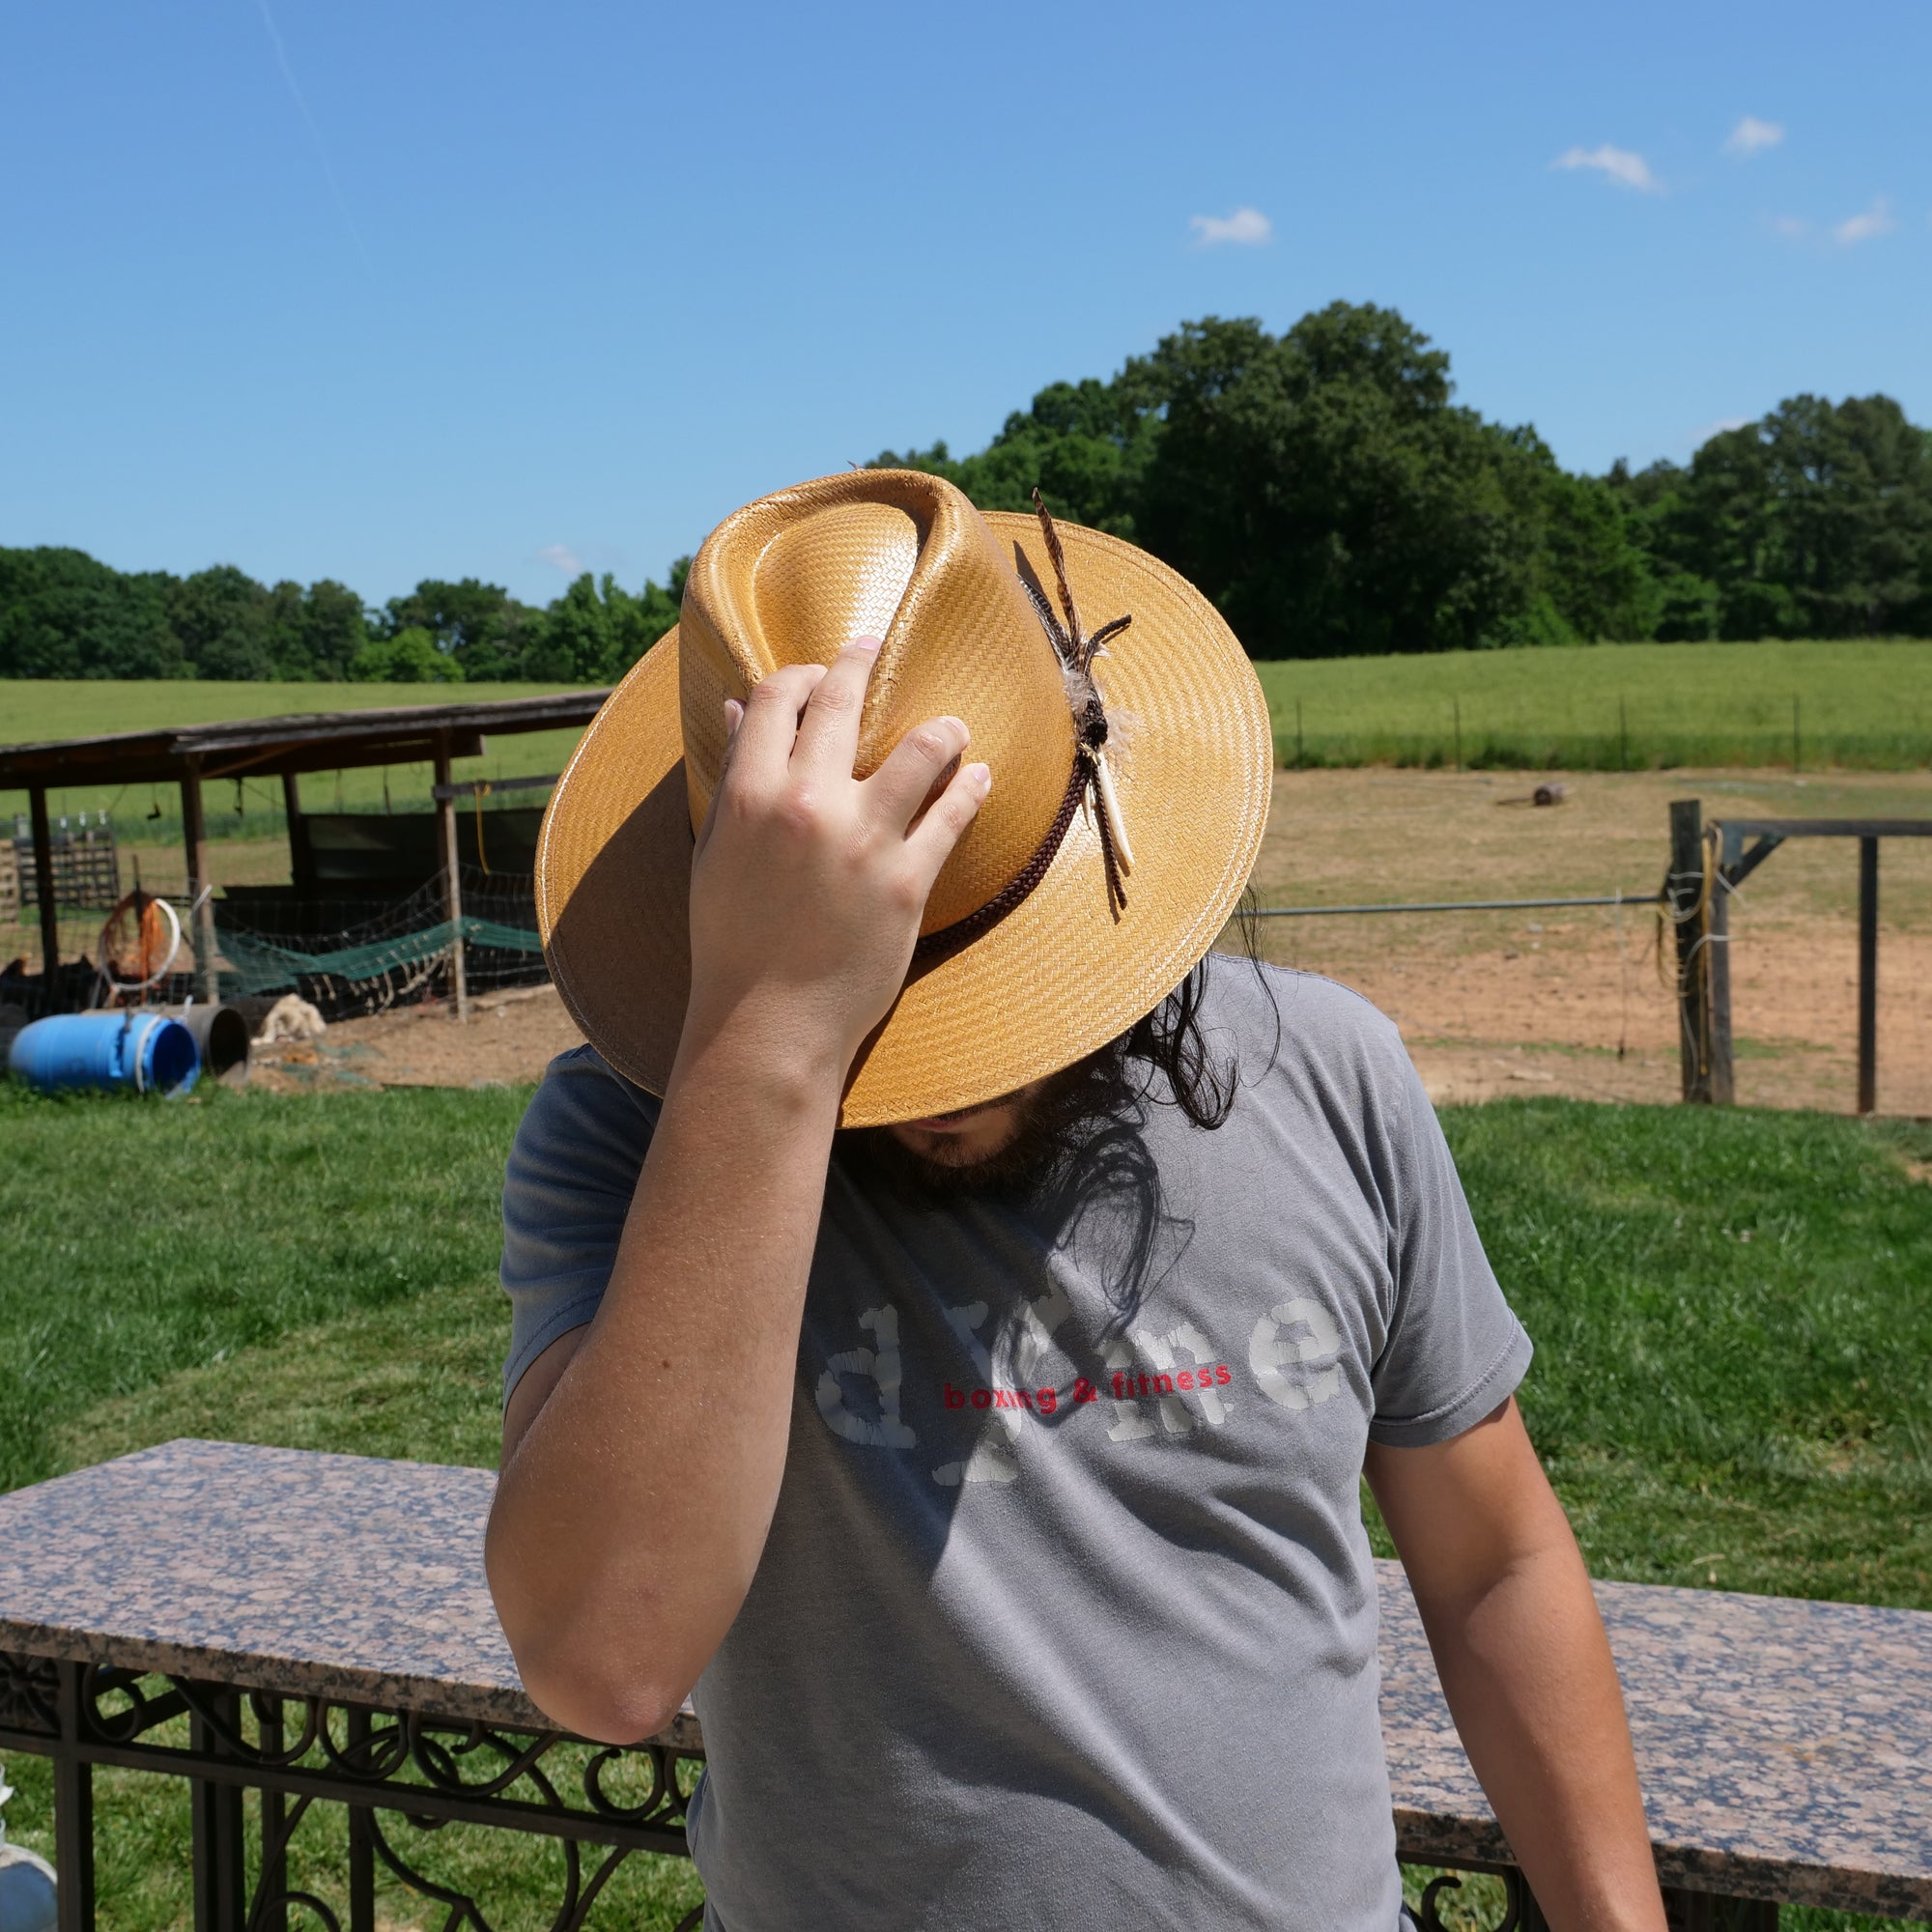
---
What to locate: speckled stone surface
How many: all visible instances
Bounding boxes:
[2,1440,1928,1914]
[1379,1567,1932,1915]
[0,1441,597,1732]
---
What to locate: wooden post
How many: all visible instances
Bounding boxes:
[27,785,61,1011]
[180,759,219,1002]
[1668,799,1716,1104]
[282,770,313,896]
[434,734,468,1020]
[1858,836,1879,1115]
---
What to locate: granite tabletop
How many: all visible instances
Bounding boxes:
[1,1439,1927,1916]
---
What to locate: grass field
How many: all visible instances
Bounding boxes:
[0,1082,1927,1929]
[1255,639,1932,772]
[3,640,1929,848]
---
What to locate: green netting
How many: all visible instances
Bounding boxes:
[216,914,542,997]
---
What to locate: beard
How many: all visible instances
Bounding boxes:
[841,1044,1136,1204]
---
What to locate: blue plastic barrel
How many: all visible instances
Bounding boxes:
[7,1012,201,1097]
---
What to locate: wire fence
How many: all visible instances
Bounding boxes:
[1245,858,1932,1117]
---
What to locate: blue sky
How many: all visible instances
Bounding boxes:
[3,0,1927,610]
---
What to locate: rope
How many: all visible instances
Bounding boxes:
[472,781,493,875]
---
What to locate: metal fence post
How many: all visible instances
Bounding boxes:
[53,1662,97,1932]
[189,1688,245,1932]
[1858,837,1879,1115]
[1668,800,1717,1104]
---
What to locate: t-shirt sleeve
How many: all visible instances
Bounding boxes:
[1367,1040,1532,1448]
[499,1044,658,1406]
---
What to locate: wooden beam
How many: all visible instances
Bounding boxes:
[433,735,468,1021]
[180,759,218,1002]
[27,785,61,1011]
[282,772,313,896]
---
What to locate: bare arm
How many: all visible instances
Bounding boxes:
[1365,1401,1666,1932]
[485,639,989,1744]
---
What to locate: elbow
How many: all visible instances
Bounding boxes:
[485,1525,693,1745]
[517,1657,688,1747]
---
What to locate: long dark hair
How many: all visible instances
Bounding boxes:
[1112,896,1277,1130]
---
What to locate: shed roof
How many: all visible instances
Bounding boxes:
[0,690,611,789]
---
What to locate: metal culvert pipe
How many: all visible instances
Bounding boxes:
[164,1004,252,1088]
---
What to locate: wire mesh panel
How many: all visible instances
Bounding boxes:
[213,867,548,1020]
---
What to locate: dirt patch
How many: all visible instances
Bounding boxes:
[249,986,583,1094]
[232,766,1932,1112]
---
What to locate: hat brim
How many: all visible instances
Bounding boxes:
[535,514,1273,1126]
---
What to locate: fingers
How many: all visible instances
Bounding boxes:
[730,663,828,781]
[788,637,881,776]
[903,759,992,884]
[864,714,972,831]
[693,698,747,858]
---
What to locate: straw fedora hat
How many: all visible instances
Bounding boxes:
[536,469,1272,1126]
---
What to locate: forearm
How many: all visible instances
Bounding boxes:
[485,1013,843,1741]
[1413,1536,1663,1932]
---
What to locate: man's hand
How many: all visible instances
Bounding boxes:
[1367,1402,1667,1932]
[485,648,988,1745]
[685,638,991,1081]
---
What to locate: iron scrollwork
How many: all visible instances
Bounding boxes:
[0,1649,60,1738]
[1416,1867,1542,1932]
[25,1662,707,1932]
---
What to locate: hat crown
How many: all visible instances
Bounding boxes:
[678,470,1077,935]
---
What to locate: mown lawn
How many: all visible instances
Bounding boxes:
[0,1083,1927,1930]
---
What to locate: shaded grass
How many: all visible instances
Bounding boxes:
[2,1085,1929,1926]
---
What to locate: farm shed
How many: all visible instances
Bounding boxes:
[0,690,609,1015]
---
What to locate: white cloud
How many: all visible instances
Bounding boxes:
[1189,207,1272,246]
[1725,116,1784,156]
[1551,144,1662,193]
[1771,214,1812,240]
[1833,196,1894,245]
[535,543,584,575]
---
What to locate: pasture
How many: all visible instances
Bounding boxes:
[0,1079,1926,1930]
[2,638,1930,842]
[1255,639,1932,772]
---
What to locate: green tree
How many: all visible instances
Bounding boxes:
[1614,396,1932,639]
[349,626,465,683]
[523,565,687,683]
[1135,306,1548,657]
[300,579,373,677]
[1531,466,1660,642]
[383,579,541,679]
[877,378,1161,536]
[0,548,187,678]
[168,566,274,679]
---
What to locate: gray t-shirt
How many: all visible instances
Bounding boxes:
[500,960,1530,1931]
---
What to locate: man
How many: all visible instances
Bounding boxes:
[486,471,1665,1931]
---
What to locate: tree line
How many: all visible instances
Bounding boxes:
[4,301,1928,679]
[876,306,1932,656]
[0,551,687,685]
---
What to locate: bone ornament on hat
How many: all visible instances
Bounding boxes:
[673,470,1135,954]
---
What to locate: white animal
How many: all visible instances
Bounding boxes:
[258,995,327,1043]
